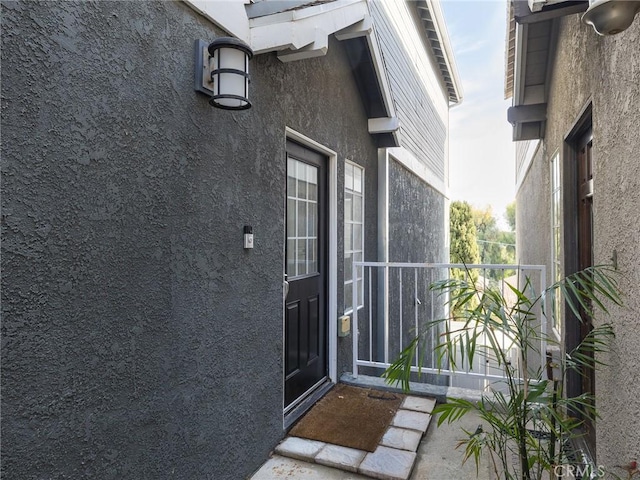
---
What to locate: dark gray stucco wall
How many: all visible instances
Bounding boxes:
[1,1,378,478]
[387,158,447,384]
[388,158,446,265]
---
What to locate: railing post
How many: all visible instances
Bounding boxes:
[352,259,359,378]
[384,264,389,365]
[399,268,403,351]
[539,265,547,375]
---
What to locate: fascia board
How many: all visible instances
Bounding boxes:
[424,0,463,104]
[183,0,251,42]
[528,0,571,13]
[513,22,528,106]
[509,20,528,140]
[250,0,369,54]
[250,0,364,26]
[365,26,397,119]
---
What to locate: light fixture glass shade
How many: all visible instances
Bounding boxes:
[582,0,640,35]
[208,37,253,110]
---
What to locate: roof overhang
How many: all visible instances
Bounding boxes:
[415,0,463,105]
[184,0,399,147]
[504,0,588,140]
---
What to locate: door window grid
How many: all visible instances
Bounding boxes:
[345,162,364,313]
[550,152,562,335]
[287,157,318,278]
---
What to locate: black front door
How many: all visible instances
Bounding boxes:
[284,140,328,409]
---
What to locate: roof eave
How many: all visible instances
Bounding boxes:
[416,0,463,105]
[505,0,587,141]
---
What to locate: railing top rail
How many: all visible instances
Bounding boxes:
[353,261,546,271]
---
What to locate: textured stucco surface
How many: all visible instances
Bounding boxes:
[516,144,550,270]
[518,13,640,469]
[1,1,381,478]
[388,159,446,265]
[387,159,448,385]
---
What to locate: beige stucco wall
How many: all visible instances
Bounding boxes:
[522,12,640,471]
[515,143,549,268]
[590,19,640,469]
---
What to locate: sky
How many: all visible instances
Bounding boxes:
[440,0,515,226]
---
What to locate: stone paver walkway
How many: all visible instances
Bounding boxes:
[271,396,436,480]
[250,407,494,480]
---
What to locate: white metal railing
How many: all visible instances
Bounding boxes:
[351,262,547,392]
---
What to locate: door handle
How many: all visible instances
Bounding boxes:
[284,280,290,300]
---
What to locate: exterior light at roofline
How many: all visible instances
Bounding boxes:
[582,0,640,35]
[194,37,254,110]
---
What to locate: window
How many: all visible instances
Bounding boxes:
[344,162,364,312]
[287,157,319,277]
[550,152,562,336]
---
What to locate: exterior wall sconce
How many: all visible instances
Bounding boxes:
[194,37,254,110]
[582,0,640,35]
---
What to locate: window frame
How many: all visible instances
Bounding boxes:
[550,150,562,340]
[344,160,365,314]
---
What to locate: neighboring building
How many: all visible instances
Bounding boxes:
[505,0,639,472]
[1,0,461,478]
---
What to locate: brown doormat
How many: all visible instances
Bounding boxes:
[289,384,404,452]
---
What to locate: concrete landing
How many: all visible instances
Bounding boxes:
[271,395,434,480]
[250,406,493,480]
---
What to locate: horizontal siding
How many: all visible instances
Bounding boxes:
[515,140,531,179]
[371,0,448,181]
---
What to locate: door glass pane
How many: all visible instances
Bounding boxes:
[297,165,308,199]
[308,204,317,236]
[287,156,319,278]
[297,240,307,276]
[287,199,296,236]
[287,158,297,197]
[287,239,296,276]
[309,239,317,273]
[297,201,307,237]
[308,165,318,199]
[308,180,317,201]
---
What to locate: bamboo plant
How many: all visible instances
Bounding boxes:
[383,265,623,480]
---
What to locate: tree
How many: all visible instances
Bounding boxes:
[505,201,516,232]
[450,201,480,280]
[471,205,515,279]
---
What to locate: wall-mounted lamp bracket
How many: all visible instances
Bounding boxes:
[194,39,214,96]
